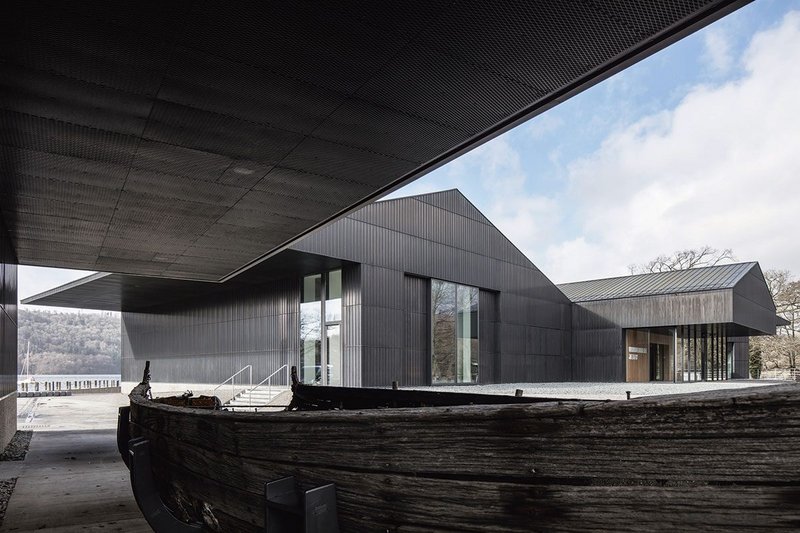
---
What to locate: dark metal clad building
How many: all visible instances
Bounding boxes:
[0,0,754,447]
[560,263,778,382]
[26,190,780,388]
[29,190,574,388]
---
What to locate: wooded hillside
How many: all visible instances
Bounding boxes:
[18,309,121,375]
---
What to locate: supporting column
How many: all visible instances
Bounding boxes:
[673,327,678,384]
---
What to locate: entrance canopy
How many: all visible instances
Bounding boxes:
[1,0,749,281]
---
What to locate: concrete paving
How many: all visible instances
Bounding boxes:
[409,379,785,400]
[16,393,130,432]
[1,394,150,532]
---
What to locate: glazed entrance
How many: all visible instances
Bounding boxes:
[625,328,675,382]
[625,324,733,382]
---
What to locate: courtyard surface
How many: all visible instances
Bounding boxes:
[412,379,785,400]
[1,393,149,532]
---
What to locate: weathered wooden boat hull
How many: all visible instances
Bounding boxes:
[128,383,800,532]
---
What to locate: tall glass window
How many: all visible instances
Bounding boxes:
[432,279,479,384]
[326,269,342,322]
[300,270,342,385]
[326,324,341,386]
[300,274,322,384]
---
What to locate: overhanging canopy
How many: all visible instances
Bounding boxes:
[1,0,750,281]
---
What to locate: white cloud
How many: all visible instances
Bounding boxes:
[450,136,563,254]
[703,27,734,74]
[544,11,800,283]
[527,113,564,140]
[391,132,563,261]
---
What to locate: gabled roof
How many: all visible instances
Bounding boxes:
[558,262,758,303]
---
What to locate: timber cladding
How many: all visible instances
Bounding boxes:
[128,383,800,532]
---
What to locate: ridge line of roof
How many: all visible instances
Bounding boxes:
[556,261,758,288]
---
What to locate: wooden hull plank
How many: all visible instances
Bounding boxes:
[128,382,800,531]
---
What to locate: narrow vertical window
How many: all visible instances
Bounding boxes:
[300,274,322,384]
[431,280,456,384]
[457,286,479,383]
[326,269,342,322]
[432,279,478,384]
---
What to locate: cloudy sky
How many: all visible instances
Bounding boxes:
[390,0,800,284]
[21,0,800,307]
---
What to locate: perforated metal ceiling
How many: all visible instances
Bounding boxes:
[1,0,749,281]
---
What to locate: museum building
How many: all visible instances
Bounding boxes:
[25,190,783,387]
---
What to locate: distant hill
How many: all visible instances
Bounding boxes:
[18,309,121,375]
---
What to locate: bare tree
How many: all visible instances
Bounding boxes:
[628,246,736,274]
[763,269,791,301]
[768,270,799,368]
[751,269,800,375]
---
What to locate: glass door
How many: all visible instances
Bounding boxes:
[326,324,341,386]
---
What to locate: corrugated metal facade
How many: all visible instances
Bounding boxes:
[570,305,625,382]
[291,190,573,386]
[0,215,17,448]
[122,190,574,386]
[122,279,299,386]
[119,193,778,386]
[732,267,778,335]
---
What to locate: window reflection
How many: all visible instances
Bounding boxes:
[326,324,341,386]
[300,274,322,385]
[326,269,342,322]
[300,270,342,385]
[432,280,479,384]
[432,280,456,383]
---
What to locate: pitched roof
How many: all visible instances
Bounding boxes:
[557,262,758,303]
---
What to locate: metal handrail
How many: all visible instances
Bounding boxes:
[248,365,288,407]
[212,365,252,404]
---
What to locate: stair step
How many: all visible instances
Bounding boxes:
[224,387,289,407]
[224,405,286,412]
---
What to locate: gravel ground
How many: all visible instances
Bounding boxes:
[0,431,32,462]
[0,432,29,529]
[0,477,16,527]
[409,379,785,400]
